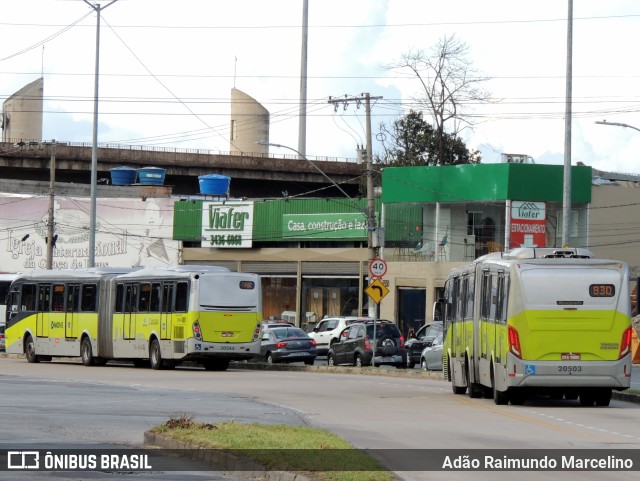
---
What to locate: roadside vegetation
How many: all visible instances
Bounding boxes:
[154,413,396,481]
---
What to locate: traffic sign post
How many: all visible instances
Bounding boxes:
[365,278,389,304]
[369,258,387,278]
[367,258,388,367]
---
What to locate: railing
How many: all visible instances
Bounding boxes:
[1,139,358,164]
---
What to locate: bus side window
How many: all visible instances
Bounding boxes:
[150,283,161,312]
[175,282,188,312]
[38,285,51,312]
[481,273,491,320]
[163,284,174,313]
[131,284,139,312]
[125,284,139,313]
[139,283,151,312]
[465,275,475,320]
[81,284,97,312]
[52,284,65,312]
[115,283,124,313]
[489,275,498,322]
[22,284,37,311]
[67,285,80,313]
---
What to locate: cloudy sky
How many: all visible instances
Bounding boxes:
[2,0,640,173]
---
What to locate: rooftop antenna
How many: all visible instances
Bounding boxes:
[234,56,237,89]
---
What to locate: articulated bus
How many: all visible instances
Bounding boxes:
[4,266,263,370]
[440,247,632,407]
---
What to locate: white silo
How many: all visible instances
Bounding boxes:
[229,88,269,154]
[2,77,44,142]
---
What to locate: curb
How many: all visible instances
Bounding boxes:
[231,359,445,380]
[143,430,318,481]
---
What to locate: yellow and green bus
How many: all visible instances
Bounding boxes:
[5,265,263,370]
[441,247,632,406]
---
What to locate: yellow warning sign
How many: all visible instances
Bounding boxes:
[365,278,389,304]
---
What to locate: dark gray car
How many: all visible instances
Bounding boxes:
[260,326,318,365]
[405,321,443,368]
[327,320,407,368]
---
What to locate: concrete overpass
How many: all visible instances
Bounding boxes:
[0,141,366,198]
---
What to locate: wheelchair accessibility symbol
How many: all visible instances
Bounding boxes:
[525,364,536,376]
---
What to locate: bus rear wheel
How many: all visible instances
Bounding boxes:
[149,339,163,370]
[25,335,39,363]
[81,337,94,366]
[594,388,612,407]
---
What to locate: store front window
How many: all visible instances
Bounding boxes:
[301,277,361,331]
[261,276,297,322]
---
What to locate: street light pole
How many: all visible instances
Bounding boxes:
[83,0,118,268]
[256,142,352,199]
[46,140,58,270]
[595,120,640,133]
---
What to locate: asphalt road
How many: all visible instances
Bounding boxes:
[1,356,640,481]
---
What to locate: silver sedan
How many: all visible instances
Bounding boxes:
[420,333,443,371]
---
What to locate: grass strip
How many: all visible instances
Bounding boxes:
[154,414,396,481]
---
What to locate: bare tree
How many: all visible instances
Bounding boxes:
[386,34,491,165]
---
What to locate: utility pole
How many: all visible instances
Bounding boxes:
[83,0,118,268]
[328,93,382,317]
[297,0,308,159]
[328,93,382,261]
[562,0,573,247]
[46,140,58,270]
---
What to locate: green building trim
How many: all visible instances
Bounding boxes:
[381,163,592,204]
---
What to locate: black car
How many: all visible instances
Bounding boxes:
[327,320,407,368]
[260,326,318,365]
[405,321,443,368]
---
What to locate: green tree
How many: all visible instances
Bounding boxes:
[379,34,490,166]
[376,110,481,166]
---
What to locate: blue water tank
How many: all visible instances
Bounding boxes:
[198,174,231,195]
[138,167,167,185]
[110,167,137,185]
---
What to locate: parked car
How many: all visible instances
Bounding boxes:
[326,320,406,368]
[0,324,5,352]
[262,320,295,330]
[308,316,370,355]
[260,326,317,365]
[420,332,443,371]
[405,321,443,368]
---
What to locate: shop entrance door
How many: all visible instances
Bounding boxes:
[397,287,426,339]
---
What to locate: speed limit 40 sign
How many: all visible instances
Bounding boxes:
[369,258,387,278]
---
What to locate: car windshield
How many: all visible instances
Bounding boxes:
[366,323,399,339]
[272,327,308,339]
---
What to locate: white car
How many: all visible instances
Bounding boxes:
[308,316,371,355]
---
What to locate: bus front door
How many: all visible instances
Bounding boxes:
[160,283,173,340]
[65,285,80,339]
[123,284,136,340]
[36,284,50,338]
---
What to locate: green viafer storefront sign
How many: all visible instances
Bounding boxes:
[283,213,368,240]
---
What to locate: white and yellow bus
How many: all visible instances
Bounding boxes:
[441,247,632,406]
[5,266,263,370]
